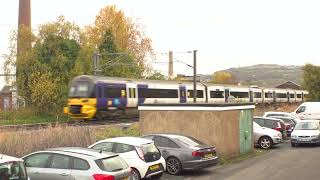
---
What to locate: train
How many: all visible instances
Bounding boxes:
[63,75,308,120]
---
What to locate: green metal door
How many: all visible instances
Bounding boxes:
[239,109,253,155]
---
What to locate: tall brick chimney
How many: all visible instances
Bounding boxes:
[18,0,31,54]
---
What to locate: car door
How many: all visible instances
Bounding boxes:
[46,154,72,180]
[152,136,180,159]
[24,153,52,180]
[70,157,91,180]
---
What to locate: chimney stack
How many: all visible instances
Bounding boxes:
[168,51,173,80]
[18,0,31,54]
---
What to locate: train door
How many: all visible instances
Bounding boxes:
[287,92,290,102]
[96,83,106,110]
[249,90,253,103]
[302,92,304,102]
[273,91,276,103]
[137,84,148,105]
[179,86,187,103]
[225,89,230,103]
[127,83,137,108]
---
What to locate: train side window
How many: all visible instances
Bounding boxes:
[188,90,204,98]
[230,91,249,98]
[129,88,136,98]
[210,91,224,98]
[254,92,262,98]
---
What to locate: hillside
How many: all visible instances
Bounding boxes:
[215,64,303,87]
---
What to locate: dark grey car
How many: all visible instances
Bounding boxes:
[141,134,219,175]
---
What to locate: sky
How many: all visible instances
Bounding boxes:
[1,0,320,88]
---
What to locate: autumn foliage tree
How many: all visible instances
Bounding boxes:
[211,71,235,85]
[303,64,320,101]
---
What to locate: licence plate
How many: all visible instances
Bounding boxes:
[150,164,160,171]
[204,153,214,159]
[121,178,129,180]
[299,138,310,142]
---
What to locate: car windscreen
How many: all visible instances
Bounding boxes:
[175,136,205,147]
[0,161,28,180]
[95,156,128,172]
[140,143,161,162]
[295,122,320,130]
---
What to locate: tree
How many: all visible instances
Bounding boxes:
[303,64,320,101]
[211,71,235,85]
[146,71,166,80]
[86,5,153,77]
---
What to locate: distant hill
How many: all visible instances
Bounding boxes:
[213,64,303,87]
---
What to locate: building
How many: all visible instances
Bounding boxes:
[275,81,301,90]
[0,86,17,111]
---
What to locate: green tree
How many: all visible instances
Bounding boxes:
[211,71,235,85]
[146,71,166,80]
[303,64,320,101]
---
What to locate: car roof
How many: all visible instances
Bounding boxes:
[144,133,190,139]
[98,137,153,146]
[296,120,320,123]
[33,147,117,160]
[0,154,23,164]
[254,116,284,122]
[264,112,290,115]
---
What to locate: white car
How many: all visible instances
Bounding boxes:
[89,137,166,180]
[291,120,320,147]
[0,154,29,180]
[293,102,320,120]
[253,122,283,149]
[263,111,300,121]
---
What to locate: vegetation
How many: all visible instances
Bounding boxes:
[3,5,153,116]
[302,64,320,101]
[146,71,166,80]
[211,71,235,85]
[0,123,140,157]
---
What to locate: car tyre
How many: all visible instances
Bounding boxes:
[167,157,182,175]
[291,142,296,147]
[131,168,141,180]
[259,136,272,149]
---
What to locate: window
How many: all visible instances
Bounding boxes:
[92,142,114,152]
[276,93,287,98]
[210,91,224,98]
[129,88,136,98]
[113,143,135,153]
[254,118,264,126]
[73,158,90,170]
[104,86,126,98]
[0,162,28,180]
[50,154,71,169]
[230,91,249,98]
[138,88,178,98]
[254,92,262,98]
[290,94,295,98]
[96,156,129,172]
[187,90,204,98]
[265,92,273,98]
[296,106,306,114]
[153,136,179,148]
[24,153,51,168]
[264,120,276,128]
[297,94,302,98]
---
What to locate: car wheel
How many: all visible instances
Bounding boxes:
[131,168,141,180]
[152,172,163,179]
[167,157,182,175]
[259,136,272,149]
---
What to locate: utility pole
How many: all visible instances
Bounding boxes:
[193,50,197,103]
[93,51,101,76]
[168,51,173,80]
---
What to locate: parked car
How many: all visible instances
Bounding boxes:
[22,147,131,180]
[271,116,296,136]
[291,120,320,147]
[293,102,320,120]
[253,122,283,149]
[89,137,166,180]
[141,134,219,175]
[263,112,300,124]
[254,117,287,139]
[0,154,29,180]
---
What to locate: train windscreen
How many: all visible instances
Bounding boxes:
[69,81,93,98]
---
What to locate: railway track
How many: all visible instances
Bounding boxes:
[0,116,139,132]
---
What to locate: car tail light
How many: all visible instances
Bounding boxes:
[274,127,282,131]
[135,146,145,161]
[192,150,205,157]
[93,174,115,180]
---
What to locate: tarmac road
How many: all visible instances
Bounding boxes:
[161,141,320,180]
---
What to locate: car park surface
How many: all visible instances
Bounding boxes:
[22,147,131,180]
[141,134,219,175]
[89,137,166,180]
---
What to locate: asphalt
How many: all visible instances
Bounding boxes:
[160,141,320,180]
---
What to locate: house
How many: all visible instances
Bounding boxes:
[0,86,17,111]
[275,81,301,90]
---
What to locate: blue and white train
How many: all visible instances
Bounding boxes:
[64,75,308,120]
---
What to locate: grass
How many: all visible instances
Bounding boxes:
[219,149,268,166]
[0,123,140,157]
[0,109,70,126]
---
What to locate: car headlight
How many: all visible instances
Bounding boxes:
[311,135,319,138]
[291,135,297,138]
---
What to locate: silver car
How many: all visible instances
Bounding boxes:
[141,134,219,175]
[253,122,283,149]
[291,120,320,147]
[0,154,29,180]
[22,147,131,180]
